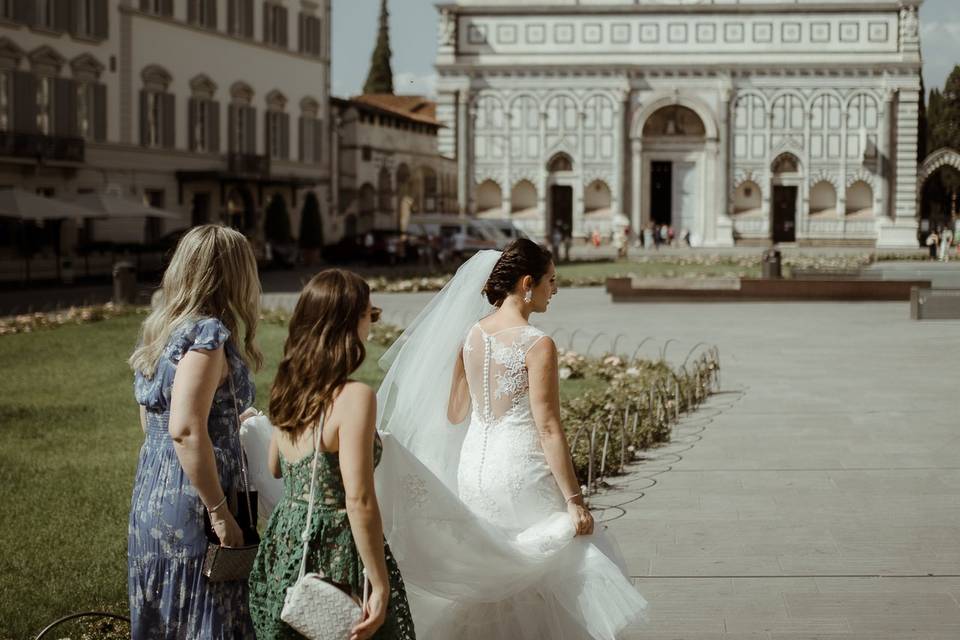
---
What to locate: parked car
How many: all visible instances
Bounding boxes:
[405,214,500,257]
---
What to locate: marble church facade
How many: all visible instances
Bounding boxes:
[434,0,923,247]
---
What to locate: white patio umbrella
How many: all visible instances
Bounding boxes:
[73,192,181,220]
[0,188,103,221]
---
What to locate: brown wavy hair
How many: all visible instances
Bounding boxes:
[269,269,370,437]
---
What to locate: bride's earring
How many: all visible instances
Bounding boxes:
[524,290,533,304]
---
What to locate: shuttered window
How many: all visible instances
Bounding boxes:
[227,0,253,38]
[298,14,322,56]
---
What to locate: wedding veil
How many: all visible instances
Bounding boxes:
[376,249,499,491]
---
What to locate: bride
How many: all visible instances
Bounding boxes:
[375,239,647,639]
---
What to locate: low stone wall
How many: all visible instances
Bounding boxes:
[606,277,931,302]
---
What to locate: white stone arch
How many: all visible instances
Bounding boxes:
[475,172,506,192]
[809,169,841,193]
[474,92,507,160]
[630,93,718,140]
[768,90,807,131]
[771,149,804,173]
[845,180,874,216]
[584,179,612,214]
[846,168,876,190]
[732,168,769,198]
[841,89,882,111]
[510,166,539,185]
[507,91,541,113]
[917,148,960,188]
[583,167,613,186]
[543,92,581,133]
[510,179,538,215]
[733,91,769,123]
[541,89,583,112]
[809,180,839,216]
[805,88,845,112]
[476,178,505,215]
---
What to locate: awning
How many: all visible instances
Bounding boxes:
[73,192,181,220]
[0,188,102,221]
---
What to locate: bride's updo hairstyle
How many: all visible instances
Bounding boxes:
[482,238,553,306]
[269,269,370,437]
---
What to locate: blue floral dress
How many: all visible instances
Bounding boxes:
[128,317,256,639]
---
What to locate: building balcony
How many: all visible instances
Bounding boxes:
[0,131,85,163]
[227,153,270,177]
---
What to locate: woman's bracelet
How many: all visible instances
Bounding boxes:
[564,491,582,504]
[206,494,228,513]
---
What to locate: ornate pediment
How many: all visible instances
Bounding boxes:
[70,53,105,81]
[28,45,66,74]
[189,74,218,99]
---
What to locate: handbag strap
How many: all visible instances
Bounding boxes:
[297,411,326,581]
[226,361,254,526]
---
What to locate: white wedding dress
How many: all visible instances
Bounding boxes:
[375,251,647,639]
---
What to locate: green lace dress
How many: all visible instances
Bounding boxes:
[248,434,416,639]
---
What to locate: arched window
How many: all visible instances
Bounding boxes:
[809,94,843,160]
[509,95,540,160]
[474,94,506,160]
[547,153,573,173]
[584,180,612,214]
[510,180,537,215]
[545,95,577,132]
[846,181,873,216]
[642,105,706,138]
[476,179,503,215]
[770,94,804,131]
[809,181,838,216]
[733,180,762,215]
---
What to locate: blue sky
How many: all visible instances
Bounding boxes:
[331,0,960,99]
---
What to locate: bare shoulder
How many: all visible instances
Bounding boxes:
[525,334,557,366]
[527,334,557,357]
[334,380,377,412]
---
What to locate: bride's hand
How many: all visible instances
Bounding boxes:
[567,500,594,536]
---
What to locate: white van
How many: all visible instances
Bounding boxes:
[406,214,502,254]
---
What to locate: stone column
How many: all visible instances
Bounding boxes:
[878,88,922,247]
[539,109,549,236]
[879,89,895,219]
[631,139,643,231]
[456,89,471,217]
[714,87,734,246]
[612,89,629,217]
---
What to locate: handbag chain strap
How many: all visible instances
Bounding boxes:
[298,410,326,581]
[226,357,254,527]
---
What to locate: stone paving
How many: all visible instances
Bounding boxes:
[375,288,960,639]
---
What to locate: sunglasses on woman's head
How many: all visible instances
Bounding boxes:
[370,307,382,324]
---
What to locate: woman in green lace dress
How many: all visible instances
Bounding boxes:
[249,270,415,640]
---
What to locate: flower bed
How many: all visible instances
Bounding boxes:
[2,303,719,490]
[0,303,140,336]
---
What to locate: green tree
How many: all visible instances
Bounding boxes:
[299,192,324,249]
[362,0,394,94]
[929,65,960,151]
[264,194,292,244]
[923,65,960,219]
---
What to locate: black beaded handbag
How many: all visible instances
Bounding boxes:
[201,371,260,582]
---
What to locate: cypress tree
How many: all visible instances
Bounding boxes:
[299,192,324,250]
[363,0,394,94]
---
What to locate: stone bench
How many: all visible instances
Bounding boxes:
[910,287,960,320]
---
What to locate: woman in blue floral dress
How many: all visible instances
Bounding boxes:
[127,225,263,639]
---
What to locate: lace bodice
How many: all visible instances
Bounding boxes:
[462,323,547,426]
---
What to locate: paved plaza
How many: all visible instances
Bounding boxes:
[376,288,960,639]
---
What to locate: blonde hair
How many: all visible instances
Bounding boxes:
[129,224,263,377]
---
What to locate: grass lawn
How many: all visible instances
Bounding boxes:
[0,316,606,639]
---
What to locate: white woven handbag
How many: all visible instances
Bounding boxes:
[281,413,368,639]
